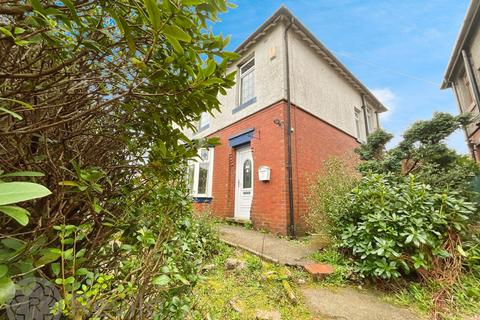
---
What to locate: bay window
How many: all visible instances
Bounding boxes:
[188,148,214,197]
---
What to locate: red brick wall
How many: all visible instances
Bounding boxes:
[291,105,360,234]
[202,101,290,235]
[195,100,359,235]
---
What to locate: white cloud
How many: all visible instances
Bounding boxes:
[370,88,396,121]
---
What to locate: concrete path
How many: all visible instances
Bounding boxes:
[219,224,320,266]
[219,224,424,320]
[302,286,421,320]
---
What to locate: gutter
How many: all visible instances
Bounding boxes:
[361,95,369,138]
[441,1,480,89]
[462,49,480,112]
[285,17,295,238]
[451,81,476,160]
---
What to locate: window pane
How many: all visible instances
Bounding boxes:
[200,148,209,161]
[367,110,373,133]
[188,165,195,193]
[241,71,254,104]
[243,159,252,188]
[197,163,208,194]
[240,58,254,74]
[199,112,209,129]
[355,110,361,139]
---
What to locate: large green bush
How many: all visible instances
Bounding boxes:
[0,0,234,318]
[306,156,358,239]
[336,173,476,280]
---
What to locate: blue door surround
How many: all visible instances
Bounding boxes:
[228,128,255,148]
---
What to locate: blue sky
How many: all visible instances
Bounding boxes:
[212,0,471,153]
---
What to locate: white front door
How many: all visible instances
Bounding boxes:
[234,146,253,220]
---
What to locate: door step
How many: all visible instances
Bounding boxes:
[226,217,252,225]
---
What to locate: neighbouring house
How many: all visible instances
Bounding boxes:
[186,6,387,236]
[441,0,480,160]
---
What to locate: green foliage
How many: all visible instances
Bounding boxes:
[336,173,476,280]
[306,155,359,239]
[311,248,352,285]
[246,255,262,272]
[357,114,479,196]
[191,248,313,319]
[0,170,51,226]
[0,0,236,317]
[356,129,394,161]
[393,274,480,319]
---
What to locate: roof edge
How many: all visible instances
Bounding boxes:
[441,0,480,89]
[233,6,387,112]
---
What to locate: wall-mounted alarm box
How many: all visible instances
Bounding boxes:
[258,166,271,181]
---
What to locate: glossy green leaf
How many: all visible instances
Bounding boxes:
[0,182,51,205]
[165,35,183,54]
[163,25,191,42]
[182,0,204,5]
[0,277,15,304]
[0,205,29,226]
[29,0,44,13]
[0,27,13,38]
[35,248,62,266]
[144,0,161,30]
[152,274,171,286]
[0,265,8,278]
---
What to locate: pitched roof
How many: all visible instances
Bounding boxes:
[441,0,480,89]
[233,6,387,112]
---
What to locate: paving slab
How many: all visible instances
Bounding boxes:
[301,286,421,320]
[219,224,321,266]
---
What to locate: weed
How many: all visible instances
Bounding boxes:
[311,247,352,286]
[191,248,313,319]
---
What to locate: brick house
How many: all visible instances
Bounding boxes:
[441,0,480,161]
[186,6,387,236]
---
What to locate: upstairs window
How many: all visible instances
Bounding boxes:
[463,75,474,109]
[198,112,209,131]
[240,57,255,105]
[366,108,374,133]
[354,108,366,142]
[188,148,214,197]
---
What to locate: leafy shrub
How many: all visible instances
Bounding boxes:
[336,173,476,280]
[306,155,359,239]
[0,0,236,318]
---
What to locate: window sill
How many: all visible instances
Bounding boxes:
[232,97,257,114]
[192,196,213,203]
[196,123,210,133]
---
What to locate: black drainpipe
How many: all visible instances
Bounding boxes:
[361,95,369,138]
[451,81,476,160]
[285,17,295,238]
[462,49,480,111]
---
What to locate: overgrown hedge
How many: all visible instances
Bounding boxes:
[0,0,234,318]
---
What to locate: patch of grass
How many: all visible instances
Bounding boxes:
[386,274,480,319]
[190,245,313,319]
[311,247,352,286]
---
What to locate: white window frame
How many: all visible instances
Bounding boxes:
[239,56,255,105]
[366,108,374,133]
[198,112,209,130]
[188,148,214,197]
[354,108,366,142]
